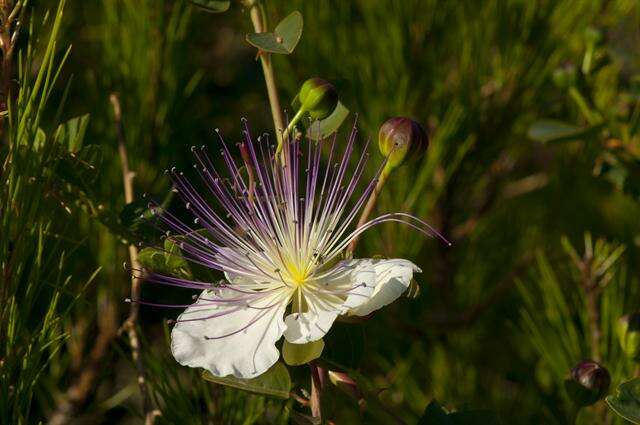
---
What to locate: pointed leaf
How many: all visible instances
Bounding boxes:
[246,11,303,54]
[606,378,640,424]
[283,339,324,366]
[306,101,350,141]
[55,114,90,152]
[527,120,602,143]
[189,0,230,13]
[202,361,291,399]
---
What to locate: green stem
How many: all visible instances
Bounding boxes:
[248,2,286,149]
[276,107,306,158]
[346,163,393,257]
[568,86,599,126]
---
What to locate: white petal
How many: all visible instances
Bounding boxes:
[283,300,339,344]
[283,261,376,344]
[171,287,291,379]
[347,258,420,317]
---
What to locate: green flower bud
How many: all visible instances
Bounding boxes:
[584,27,603,46]
[378,117,429,169]
[564,360,611,407]
[618,312,640,362]
[552,65,576,89]
[298,77,338,120]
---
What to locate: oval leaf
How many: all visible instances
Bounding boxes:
[246,11,302,54]
[283,339,324,366]
[202,361,291,399]
[137,238,192,279]
[606,378,640,424]
[306,101,350,141]
[527,119,601,143]
[189,0,230,13]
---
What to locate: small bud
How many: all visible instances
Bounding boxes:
[328,371,363,402]
[378,117,428,169]
[564,360,611,407]
[584,26,603,46]
[298,77,338,120]
[618,312,640,362]
[552,64,576,89]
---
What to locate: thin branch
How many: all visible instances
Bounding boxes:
[579,250,601,361]
[110,93,160,425]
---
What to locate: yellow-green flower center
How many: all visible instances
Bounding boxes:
[285,262,309,286]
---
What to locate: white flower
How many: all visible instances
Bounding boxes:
[142,122,446,378]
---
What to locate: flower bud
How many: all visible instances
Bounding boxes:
[618,312,640,362]
[552,65,576,89]
[564,360,611,407]
[298,77,338,120]
[378,117,428,169]
[584,27,603,46]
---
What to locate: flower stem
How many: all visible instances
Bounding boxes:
[277,107,306,159]
[346,163,393,256]
[247,1,286,150]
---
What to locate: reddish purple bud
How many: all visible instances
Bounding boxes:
[565,360,611,406]
[378,117,428,169]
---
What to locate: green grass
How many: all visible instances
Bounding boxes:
[1,0,640,423]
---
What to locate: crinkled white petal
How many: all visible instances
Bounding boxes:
[347,258,420,317]
[171,287,291,379]
[283,261,376,344]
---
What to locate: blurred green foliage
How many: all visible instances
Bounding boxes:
[2,0,640,423]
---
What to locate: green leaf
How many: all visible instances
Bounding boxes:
[306,101,350,141]
[137,238,192,279]
[174,229,219,282]
[189,0,230,13]
[527,120,602,143]
[33,128,46,151]
[246,11,303,54]
[202,361,291,399]
[119,192,174,240]
[120,198,155,236]
[606,378,640,424]
[55,114,90,152]
[282,339,324,366]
